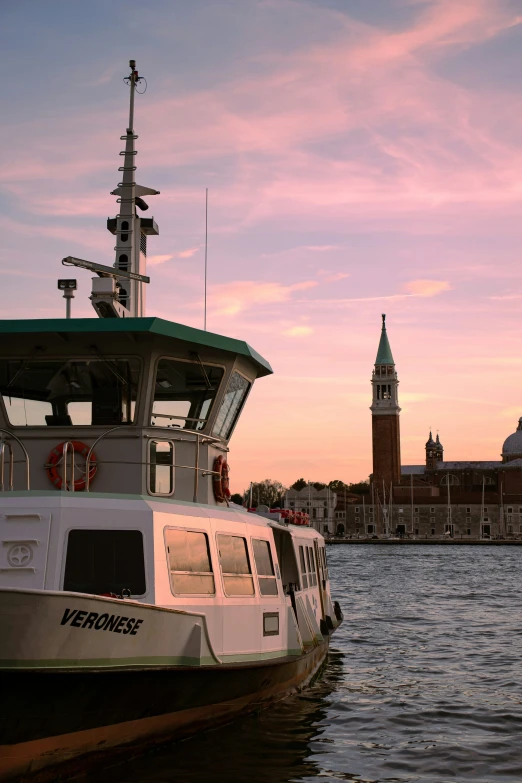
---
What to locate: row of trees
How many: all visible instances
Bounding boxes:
[290,478,370,495]
[231,478,370,508]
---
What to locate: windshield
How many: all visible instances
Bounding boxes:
[151,358,224,431]
[0,358,140,426]
[212,371,250,439]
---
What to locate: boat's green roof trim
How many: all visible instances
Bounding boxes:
[0,317,272,377]
[375,314,395,366]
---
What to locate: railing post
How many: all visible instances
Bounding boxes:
[193,434,200,503]
[0,429,30,491]
[62,441,75,491]
[85,425,126,491]
[0,440,13,492]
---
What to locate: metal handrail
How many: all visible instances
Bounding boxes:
[0,429,30,491]
[85,425,128,492]
[0,441,14,491]
[62,441,76,492]
[84,424,226,502]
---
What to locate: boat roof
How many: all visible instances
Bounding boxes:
[0,317,273,377]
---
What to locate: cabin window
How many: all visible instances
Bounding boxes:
[212,371,251,439]
[298,546,308,589]
[148,440,174,495]
[63,529,145,596]
[252,539,278,596]
[263,612,279,636]
[308,546,317,586]
[151,358,224,431]
[322,547,329,579]
[165,528,215,595]
[217,534,254,596]
[0,358,140,426]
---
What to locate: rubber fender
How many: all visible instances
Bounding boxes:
[334,600,343,622]
[320,618,330,637]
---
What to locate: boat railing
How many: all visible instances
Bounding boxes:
[62,440,76,492]
[0,426,225,500]
[0,429,30,491]
[85,425,228,502]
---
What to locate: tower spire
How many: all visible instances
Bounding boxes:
[370,314,401,500]
[375,312,395,365]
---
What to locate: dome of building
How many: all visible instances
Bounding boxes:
[502,417,522,461]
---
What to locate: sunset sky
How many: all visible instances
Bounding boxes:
[2,0,522,493]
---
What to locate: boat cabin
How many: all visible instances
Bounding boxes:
[0,317,272,502]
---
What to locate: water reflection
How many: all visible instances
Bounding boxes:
[76,547,522,783]
[76,650,344,783]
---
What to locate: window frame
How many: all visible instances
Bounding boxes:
[212,368,252,440]
[308,546,317,586]
[216,532,256,598]
[252,537,279,598]
[298,545,309,589]
[62,527,147,597]
[147,438,175,497]
[164,526,216,597]
[150,355,226,434]
[0,353,143,429]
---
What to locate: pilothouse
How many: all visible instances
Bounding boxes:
[0,60,343,783]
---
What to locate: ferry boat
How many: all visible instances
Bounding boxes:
[0,61,343,781]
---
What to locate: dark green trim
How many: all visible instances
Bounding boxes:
[0,317,272,377]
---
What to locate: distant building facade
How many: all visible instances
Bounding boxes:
[339,316,522,539]
[283,486,337,535]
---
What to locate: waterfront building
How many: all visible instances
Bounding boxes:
[339,316,522,539]
[283,485,337,535]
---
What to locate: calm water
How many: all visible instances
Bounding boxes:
[80,546,522,783]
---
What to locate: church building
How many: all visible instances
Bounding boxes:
[340,316,522,539]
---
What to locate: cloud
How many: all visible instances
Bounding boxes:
[282,325,314,337]
[320,271,350,282]
[404,279,452,297]
[148,247,200,266]
[176,247,200,258]
[148,254,174,266]
[302,245,340,252]
[210,279,318,316]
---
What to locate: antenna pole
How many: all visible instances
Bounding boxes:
[128,61,137,130]
[204,188,208,331]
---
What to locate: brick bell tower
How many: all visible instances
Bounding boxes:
[371,314,401,489]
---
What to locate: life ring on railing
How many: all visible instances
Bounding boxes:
[46,441,97,491]
[212,455,231,503]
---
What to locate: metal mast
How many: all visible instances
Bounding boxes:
[61,61,159,318]
[108,60,159,318]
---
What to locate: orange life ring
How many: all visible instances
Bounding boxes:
[212,455,231,502]
[46,441,97,491]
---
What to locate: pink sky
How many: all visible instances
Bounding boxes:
[2,0,522,492]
